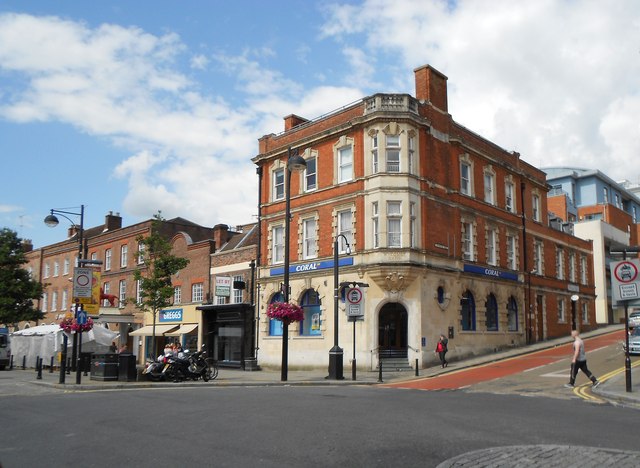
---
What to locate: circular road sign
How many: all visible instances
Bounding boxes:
[614,261,639,283]
[76,274,90,287]
[346,287,363,304]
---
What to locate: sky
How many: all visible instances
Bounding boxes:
[1,0,639,249]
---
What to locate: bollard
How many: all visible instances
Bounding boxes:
[50,356,54,373]
[415,358,419,377]
[22,355,26,370]
[36,356,40,373]
[66,358,71,375]
[9,354,13,370]
[377,359,383,383]
[352,359,357,381]
[37,358,42,380]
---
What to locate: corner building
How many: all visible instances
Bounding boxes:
[253,65,596,371]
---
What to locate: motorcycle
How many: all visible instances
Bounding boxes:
[142,353,172,381]
[164,347,214,382]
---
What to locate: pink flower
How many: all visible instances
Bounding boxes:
[266,302,304,325]
[59,317,94,333]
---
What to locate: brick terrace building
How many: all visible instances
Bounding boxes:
[253,64,596,372]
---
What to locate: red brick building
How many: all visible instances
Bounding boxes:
[253,64,596,371]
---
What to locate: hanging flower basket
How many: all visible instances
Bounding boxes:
[266,302,304,325]
[59,316,94,333]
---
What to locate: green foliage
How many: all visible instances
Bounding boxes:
[0,228,44,326]
[132,213,189,315]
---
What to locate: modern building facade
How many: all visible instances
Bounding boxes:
[253,65,596,372]
[545,167,640,324]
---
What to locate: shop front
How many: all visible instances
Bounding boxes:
[197,303,255,369]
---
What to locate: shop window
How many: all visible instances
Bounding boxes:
[299,289,321,336]
[460,291,476,331]
[268,292,284,336]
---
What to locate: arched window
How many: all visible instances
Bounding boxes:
[507,296,518,331]
[300,289,321,336]
[485,293,498,331]
[437,286,445,304]
[461,290,476,331]
[268,292,284,336]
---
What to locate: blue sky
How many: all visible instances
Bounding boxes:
[1,0,639,249]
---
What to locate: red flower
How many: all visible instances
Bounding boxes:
[266,302,304,325]
[59,317,94,333]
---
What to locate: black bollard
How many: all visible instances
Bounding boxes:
[415,358,419,377]
[37,358,42,380]
[9,354,13,370]
[22,355,26,370]
[50,356,54,373]
[378,359,383,383]
[36,356,40,373]
[66,358,71,375]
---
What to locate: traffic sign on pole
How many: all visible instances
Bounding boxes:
[610,259,640,303]
[346,287,364,317]
[73,267,93,299]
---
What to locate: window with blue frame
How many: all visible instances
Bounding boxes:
[507,296,518,331]
[300,289,322,336]
[268,292,284,336]
[461,290,476,331]
[485,293,498,331]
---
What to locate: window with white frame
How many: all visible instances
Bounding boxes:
[558,299,566,322]
[603,187,608,204]
[63,257,70,275]
[302,217,317,259]
[460,157,473,196]
[409,202,417,248]
[387,201,402,248]
[232,275,244,303]
[615,193,620,208]
[532,194,541,222]
[338,145,353,183]
[505,180,515,213]
[42,292,48,312]
[484,170,496,205]
[51,291,58,311]
[371,134,379,174]
[580,256,587,284]
[53,260,59,277]
[337,209,353,253]
[101,282,110,307]
[118,280,126,307]
[304,156,317,192]
[44,262,50,278]
[462,221,474,261]
[408,134,415,174]
[534,240,543,274]
[91,252,97,261]
[174,286,181,304]
[215,295,226,305]
[272,225,284,264]
[136,279,143,304]
[137,242,145,264]
[61,289,68,311]
[506,234,517,270]
[120,244,128,268]
[273,168,284,201]
[568,252,576,282]
[192,283,204,303]
[486,228,498,266]
[372,202,379,248]
[105,249,112,270]
[556,248,564,280]
[386,134,400,172]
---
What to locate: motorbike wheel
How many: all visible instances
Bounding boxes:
[204,358,218,380]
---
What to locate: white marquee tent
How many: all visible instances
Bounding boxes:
[10,324,119,368]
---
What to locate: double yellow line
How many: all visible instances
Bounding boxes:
[574,360,640,402]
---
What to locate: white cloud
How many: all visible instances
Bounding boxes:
[190,54,209,70]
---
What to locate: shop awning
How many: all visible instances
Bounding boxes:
[129,324,179,336]
[164,323,198,336]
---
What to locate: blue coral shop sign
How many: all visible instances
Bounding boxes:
[270,257,354,276]
[464,264,519,282]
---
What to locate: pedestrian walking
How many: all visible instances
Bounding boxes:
[435,334,448,368]
[565,330,599,388]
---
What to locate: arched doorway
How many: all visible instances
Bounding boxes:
[378,303,408,358]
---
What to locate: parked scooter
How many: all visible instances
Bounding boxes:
[164,347,211,382]
[142,353,172,381]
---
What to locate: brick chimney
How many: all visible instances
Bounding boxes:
[104,211,122,231]
[21,239,33,252]
[414,65,448,112]
[284,114,308,131]
[212,224,230,251]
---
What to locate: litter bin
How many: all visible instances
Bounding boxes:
[118,353,137,382]
[90,353,119,381]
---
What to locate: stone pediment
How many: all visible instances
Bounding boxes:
[367,266,419,301]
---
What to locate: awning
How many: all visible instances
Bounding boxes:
[164,323,198,336]
[129,324,179,336]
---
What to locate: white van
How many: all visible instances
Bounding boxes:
[0,328,10,370]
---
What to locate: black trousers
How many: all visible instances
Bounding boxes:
[438,351,447,366]
[569,360,596,385]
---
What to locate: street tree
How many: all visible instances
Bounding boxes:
[132,213,189,358]
[0,228,44,326]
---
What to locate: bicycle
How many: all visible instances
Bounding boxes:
[204,358,219,381]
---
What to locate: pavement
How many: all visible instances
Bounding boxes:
[5,324,640,465]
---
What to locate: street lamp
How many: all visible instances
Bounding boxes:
[328,234,351,380]
[570,294,579,331]
[45,205,85,384]
[281,148,307,382]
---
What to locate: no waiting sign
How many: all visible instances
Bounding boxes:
[610,259,640,303]
[346,287,364,317]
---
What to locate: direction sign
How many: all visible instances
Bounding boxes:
[346,287,364,317]
[611,259,640,303]
[76,310,88,325]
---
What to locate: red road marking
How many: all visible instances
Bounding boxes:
[384,331,623,390]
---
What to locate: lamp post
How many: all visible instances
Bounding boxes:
[570,294,579,331]
[328,234,350,380]
[45,205,85,384]
[281,148,307,382]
